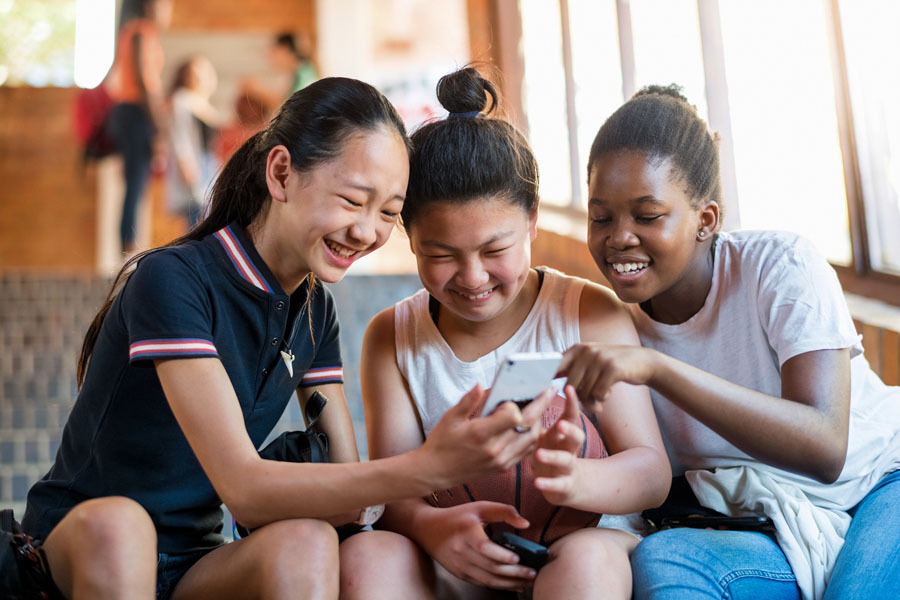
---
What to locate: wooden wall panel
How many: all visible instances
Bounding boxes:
[0,87,96,271]
[171,0,315,33]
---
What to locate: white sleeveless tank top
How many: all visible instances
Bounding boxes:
[394,268,586,435]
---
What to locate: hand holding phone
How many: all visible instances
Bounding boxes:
[481,352,563,417]
[490,531,550,570]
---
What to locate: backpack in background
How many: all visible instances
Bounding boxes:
[72,83,116,162]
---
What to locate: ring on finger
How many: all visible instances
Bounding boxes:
[513,425,531,433]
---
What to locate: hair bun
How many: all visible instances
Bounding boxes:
[633,83,689,103]
[436,66,498,116]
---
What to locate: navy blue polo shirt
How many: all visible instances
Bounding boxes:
[23,223,343,553]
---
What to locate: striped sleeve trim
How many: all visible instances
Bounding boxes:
[129,338,219,361]
[300,366,343,386]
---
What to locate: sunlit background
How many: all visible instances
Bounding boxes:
[517,0,900,274]
[1,0,899,272]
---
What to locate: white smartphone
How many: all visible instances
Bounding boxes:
[481,352,563,417]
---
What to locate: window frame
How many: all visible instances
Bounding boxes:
[497,0,900,306]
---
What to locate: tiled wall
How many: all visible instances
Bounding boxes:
[0,272,422,518]
[0,275,108,516]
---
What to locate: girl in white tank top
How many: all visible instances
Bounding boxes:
[351,67,671,600]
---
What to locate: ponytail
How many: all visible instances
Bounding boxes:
[77,77,409,387]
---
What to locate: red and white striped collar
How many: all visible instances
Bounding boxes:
[212,224,278,294]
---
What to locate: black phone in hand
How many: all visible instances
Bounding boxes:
[490,531,550,570]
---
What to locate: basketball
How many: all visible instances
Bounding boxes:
[426,395,607,546]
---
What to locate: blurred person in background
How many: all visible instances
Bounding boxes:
[106,0,173,254]
[242,31,319,111]
[213,91,270,166]
[167,55,224,227]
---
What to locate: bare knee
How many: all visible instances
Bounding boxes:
[68,496,156,551]
[261,518,338,565]
[44,497,156,598]
[340,529,421,570]
[340,530,434,599]
[252,519,339,598]
[534,528,634,600]
[553,527,635,563]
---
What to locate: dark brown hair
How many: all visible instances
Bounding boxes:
[587,83,722,210]
[401,66,539,230]
[77,77,410,385]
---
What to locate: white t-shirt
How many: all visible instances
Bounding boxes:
[629,229,900,508]
[394,268,584,435]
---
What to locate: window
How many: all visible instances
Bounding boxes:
[520,0,571,205]
[838,0,900,276]
[718,0,851,265]
[0,0,77,86]
[515,0,900,302]
[0,0,115,89]
[630,0,707,119]
[74,0,116,88]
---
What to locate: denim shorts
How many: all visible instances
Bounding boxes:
[156,548,214,600]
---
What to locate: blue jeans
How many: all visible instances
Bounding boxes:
[107,103,154,248]
[156,548,212,600]
[632,470,900,599]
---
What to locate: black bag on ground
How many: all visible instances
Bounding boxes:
[233,391,329,538]
[0,509,25,598]
[1,508,64,599]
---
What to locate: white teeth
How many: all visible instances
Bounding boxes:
[457,289,492,300]
[326,240,355,258]
[611,262,648,274]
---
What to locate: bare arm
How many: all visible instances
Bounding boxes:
[535,283,670,513]
[560,332,851,483]
[361,307,442,536]
[154,336,552,531]
[362,308,542,590]
[131,32,168,136]
[648,347,849,482]
[156,357,434,529]
[294,383,360,525]
[298,383,359,464]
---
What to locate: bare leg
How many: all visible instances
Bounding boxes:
[433,560,518,600]
[171,518,339,600]
[41,496,157,600]
[339,529,515,600]
[533,528,638,600]
[340,530,437,599]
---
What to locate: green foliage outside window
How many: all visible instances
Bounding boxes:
[0,0,76,86]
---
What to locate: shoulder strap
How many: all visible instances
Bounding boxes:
[0,510,19,534]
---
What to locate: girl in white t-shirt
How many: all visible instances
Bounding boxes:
[347,68,672,600]
[564,84,900,600]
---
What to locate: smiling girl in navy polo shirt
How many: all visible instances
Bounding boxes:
[20,78,553,600]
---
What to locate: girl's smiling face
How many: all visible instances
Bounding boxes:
[409,196,537,326]
[587,149,718,324]
[263,127,409,289]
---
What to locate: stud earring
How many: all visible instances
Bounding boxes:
[698,230,706,240]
